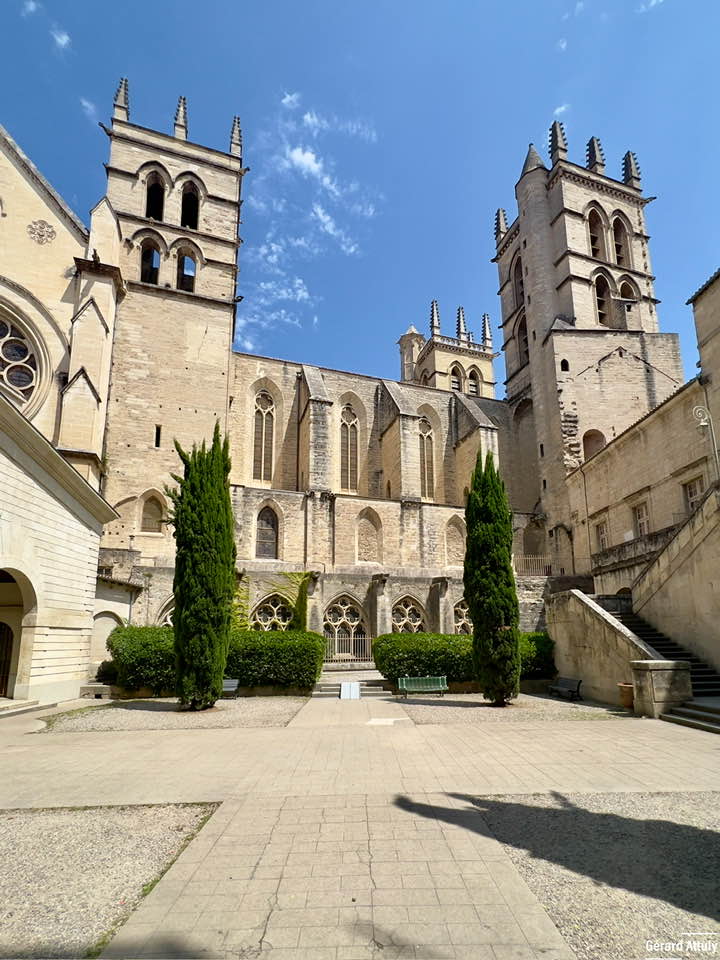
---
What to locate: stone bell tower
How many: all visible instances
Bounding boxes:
[493,123,683,571]
[100,79,245,559]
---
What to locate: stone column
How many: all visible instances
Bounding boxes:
[371,574,391,637]
[630,660,692,718]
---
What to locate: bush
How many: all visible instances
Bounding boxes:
[518,631,555,678]
[225,630,325,689]
[95,659,118,685]
[373,631,555,685]
[106,626,175,694]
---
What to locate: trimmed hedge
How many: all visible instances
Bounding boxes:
[105,625,325,694]
[225,630,325,689]
[373,631,554,685]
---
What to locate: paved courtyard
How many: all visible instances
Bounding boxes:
[0,695,718,959]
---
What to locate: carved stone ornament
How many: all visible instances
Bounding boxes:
[27,220,56,244]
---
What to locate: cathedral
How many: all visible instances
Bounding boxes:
[2,79,713,706]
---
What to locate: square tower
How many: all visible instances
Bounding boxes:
[493,125,683,570]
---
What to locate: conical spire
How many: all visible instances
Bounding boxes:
[586,136,605,174]
[174,96,188,140]
[549,121,568,165]
[430,299,441,337]
[481,313,492,349]
[456,306,468,342]
[113,77,129,121]
[230,116,242,158]
[494,208,508,242]
[622,151,641,189]
[520,143,544,177]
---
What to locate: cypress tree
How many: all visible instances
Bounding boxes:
[463,450,521,706]
[166,422,236,709]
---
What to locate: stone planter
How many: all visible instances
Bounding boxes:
[617,682,634,710]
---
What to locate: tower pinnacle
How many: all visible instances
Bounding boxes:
[113,78,129,122]
[481,313,492,349]
[456,306,468,342]
[586,137,605,174]
[174,96,188,140]
[622,151,641,189]
[495,208,508,242]
[520,143,545,177]
[230,116,242,158]
[430,299,441,337]
[549,121,568,165]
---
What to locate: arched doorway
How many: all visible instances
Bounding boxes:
[0,570,28,699]
[0,622,14,697]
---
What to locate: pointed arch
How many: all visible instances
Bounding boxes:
[391,596,426,633]
[129,227,170,256]
[585,202,609,261]
[156,597,175,627]
[449,364,464,392]
[180,181,200,230]
[323,594,369,660]
[340,404,359,491]
[250,594,292,631]
[174,171,209,197]
[135,161,173,190]
[140,493,164,533]
[168,236,206,266]
[467,367,482,397]
[256,504,279,559]
[610,211,633,268]
[175,246,197,293]
[140,239,161,285]
[356,507,382,563]
[145,172,165,222]
[253,391,275,482]
[512,255,525,310]
[515,312,529,366]
[445,515,466,566]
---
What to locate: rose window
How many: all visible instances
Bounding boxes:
[454,599,473,635]
[0,318,39,407]
[250,594,292,631]
[391,597,425,633]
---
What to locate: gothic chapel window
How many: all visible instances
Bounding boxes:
[340,405,359,491]
[181,182,199,230]
[419,418,434,499]
[253,391,274,482]
[145,173,165,221]
[256,507,278,559]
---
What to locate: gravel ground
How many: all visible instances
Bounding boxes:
[399,691,630,723]
[0,803,213,959]
[44,696,307,733]
[468,791,720,960]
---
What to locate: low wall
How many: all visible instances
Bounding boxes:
[633,488,720,672]
[545,589,656,705]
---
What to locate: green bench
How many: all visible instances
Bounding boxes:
[398,675,448,698]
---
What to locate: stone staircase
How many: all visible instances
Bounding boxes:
[0,698,56,719]
[312,679,389,699]
[660,699,720,735]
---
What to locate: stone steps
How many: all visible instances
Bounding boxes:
[0,700,56,720]
[661,701,720,735]
[312,680,389,699]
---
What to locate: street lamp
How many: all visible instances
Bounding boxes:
[693,404,720,483]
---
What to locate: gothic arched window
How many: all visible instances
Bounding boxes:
[454,599,472,635]
[468,371,480,396]
[253,392,274,482]
[141,496,163,533]
[251,594,292,630]
[340,405,359,491]
[513,257,525,310]
[588,209,606,260]
[176,250,196,293]
[256,506,278,559]
[450,366,462,391]
[612,218,630,267]
[145,174,165,221]
[180,182,199,230]
[140,239,160,285]
[517,315,529,366]
[391,597,426,633]
[419,418,434,499]
[0,315,39,408]
[324,596,368,659]
[595,276,611,327]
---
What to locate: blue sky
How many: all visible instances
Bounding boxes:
[2,0,717,387]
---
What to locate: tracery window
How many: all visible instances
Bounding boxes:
[454,599,472,635]
[323,596,368,658]
[181,182,199,229]
[251,594,292,631]
[256,506,278,559]
[0,317,39,408]
[141,496,164,533]
[419,418,434,499]
[391,597,425,633]
[253,392,274,482]
[340,404,359,491]
[158,603,174,627]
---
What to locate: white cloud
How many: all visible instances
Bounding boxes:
[21,1,39,15]
[302,110,377,143]
[258,277,311,304]
[312,203,359,255]
[80,98,97,121]
[303,110,330,135]
[240,336,255,351]
[637,0,663,10]
[281,91,301,109]
[553,103,571,117]
[284,145,340,197]
[51,28,70,49]
[557,37,567,51]
[575,1,585,13]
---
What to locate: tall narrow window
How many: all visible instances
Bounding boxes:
[595,520,608,552]
[683,476,705,514]
[450,367,462,391]
[176,251,196,293]
[595,276,611,326]
[419,418,434,499]
[513,257,525,310]
[253,391,274,482]
[141,496,163,533]
[256,507,278,559]
[140,240,160,285]
[632,501,650,538]
[180,182,199,229]
[145,174,165,221]
[340,404,359,491]
[517,315,529,365]
[613,218,629,266]
[468,371,480,396]
[588,209,606,260]
[154,425,162,448]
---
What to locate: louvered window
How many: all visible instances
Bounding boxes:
[253,392,274,482]
[340,405,359,491]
